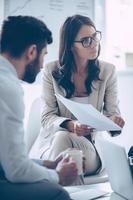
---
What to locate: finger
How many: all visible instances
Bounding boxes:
[83,127,93,133]
[119,119,125,128]
[79,124,93,131]
[76,128,92,136]
[117,117,123,124]
[68,159,78,171]
[115,117,124,127]
[75,125,93,136]
[121,120,125,127]
[73,122,78,134]
[55,154,63,163]
[79,125,93,132]
[76,130,85,136]
[80,124,89,129]
[68,156,75,162]
[113,117,120,125]
[62,155,70,162]
[73,122,88,134]
[73,125,84,136]
[67,156,77,165]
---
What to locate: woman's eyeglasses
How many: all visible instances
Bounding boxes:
[74,31,102,48]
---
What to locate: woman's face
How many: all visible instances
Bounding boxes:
[72,25,100,61]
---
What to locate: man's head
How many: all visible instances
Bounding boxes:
[0,15,52,83]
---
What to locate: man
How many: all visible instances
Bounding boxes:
[0,16,77,200]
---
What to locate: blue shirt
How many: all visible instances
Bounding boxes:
[0,55,59,183]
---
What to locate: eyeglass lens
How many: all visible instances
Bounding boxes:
[82,31,101,47]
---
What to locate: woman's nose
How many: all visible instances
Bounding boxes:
[89,39,98,49]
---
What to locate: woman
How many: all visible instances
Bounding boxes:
[30,15,125,175]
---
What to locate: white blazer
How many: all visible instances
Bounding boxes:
[30,60,121,162]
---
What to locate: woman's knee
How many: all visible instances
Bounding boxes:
[49,131,73,158]
[53,131,71,145]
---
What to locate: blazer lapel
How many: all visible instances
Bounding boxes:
[87,80,100,109]
[56,86,72,118]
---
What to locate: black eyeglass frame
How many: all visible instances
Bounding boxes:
[74,30,102,48]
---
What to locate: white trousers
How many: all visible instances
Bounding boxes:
[42,131,101,175]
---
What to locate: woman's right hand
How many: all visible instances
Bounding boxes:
[66,120,93,136]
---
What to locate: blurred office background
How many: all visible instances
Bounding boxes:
[0,0,133,151]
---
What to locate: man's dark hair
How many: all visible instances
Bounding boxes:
[0,15,52,57]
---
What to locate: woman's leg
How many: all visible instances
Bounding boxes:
[45,131,74,160]
[44,130,101,174]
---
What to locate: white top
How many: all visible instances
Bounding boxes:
[71,96,89,104]
[70,96,89,120]
[0,55,59,183]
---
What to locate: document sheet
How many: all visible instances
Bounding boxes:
[56,94,121,131]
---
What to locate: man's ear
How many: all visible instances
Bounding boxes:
[26,44,37,62]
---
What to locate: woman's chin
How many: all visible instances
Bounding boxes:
[89,54,98,60]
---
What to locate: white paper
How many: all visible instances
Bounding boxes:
[56,93,121,131]
[64,187,110,200]
[70,189,109,200]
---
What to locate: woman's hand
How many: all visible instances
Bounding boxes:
[111,115,125,128]
[67,120,94,136]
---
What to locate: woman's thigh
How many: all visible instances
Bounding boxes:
[45,131,100,173]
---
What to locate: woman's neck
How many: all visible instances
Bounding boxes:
[74,58,88,74]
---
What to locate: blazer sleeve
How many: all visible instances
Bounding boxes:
[103,65,120,118]
[41,63,71,132]
[103,65,121,136]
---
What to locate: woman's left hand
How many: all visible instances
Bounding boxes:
[111,115,125,128]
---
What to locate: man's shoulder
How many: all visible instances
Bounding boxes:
[0,74,23,111]
[0,74,22,96]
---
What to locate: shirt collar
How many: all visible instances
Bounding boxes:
[0,55,18,78]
